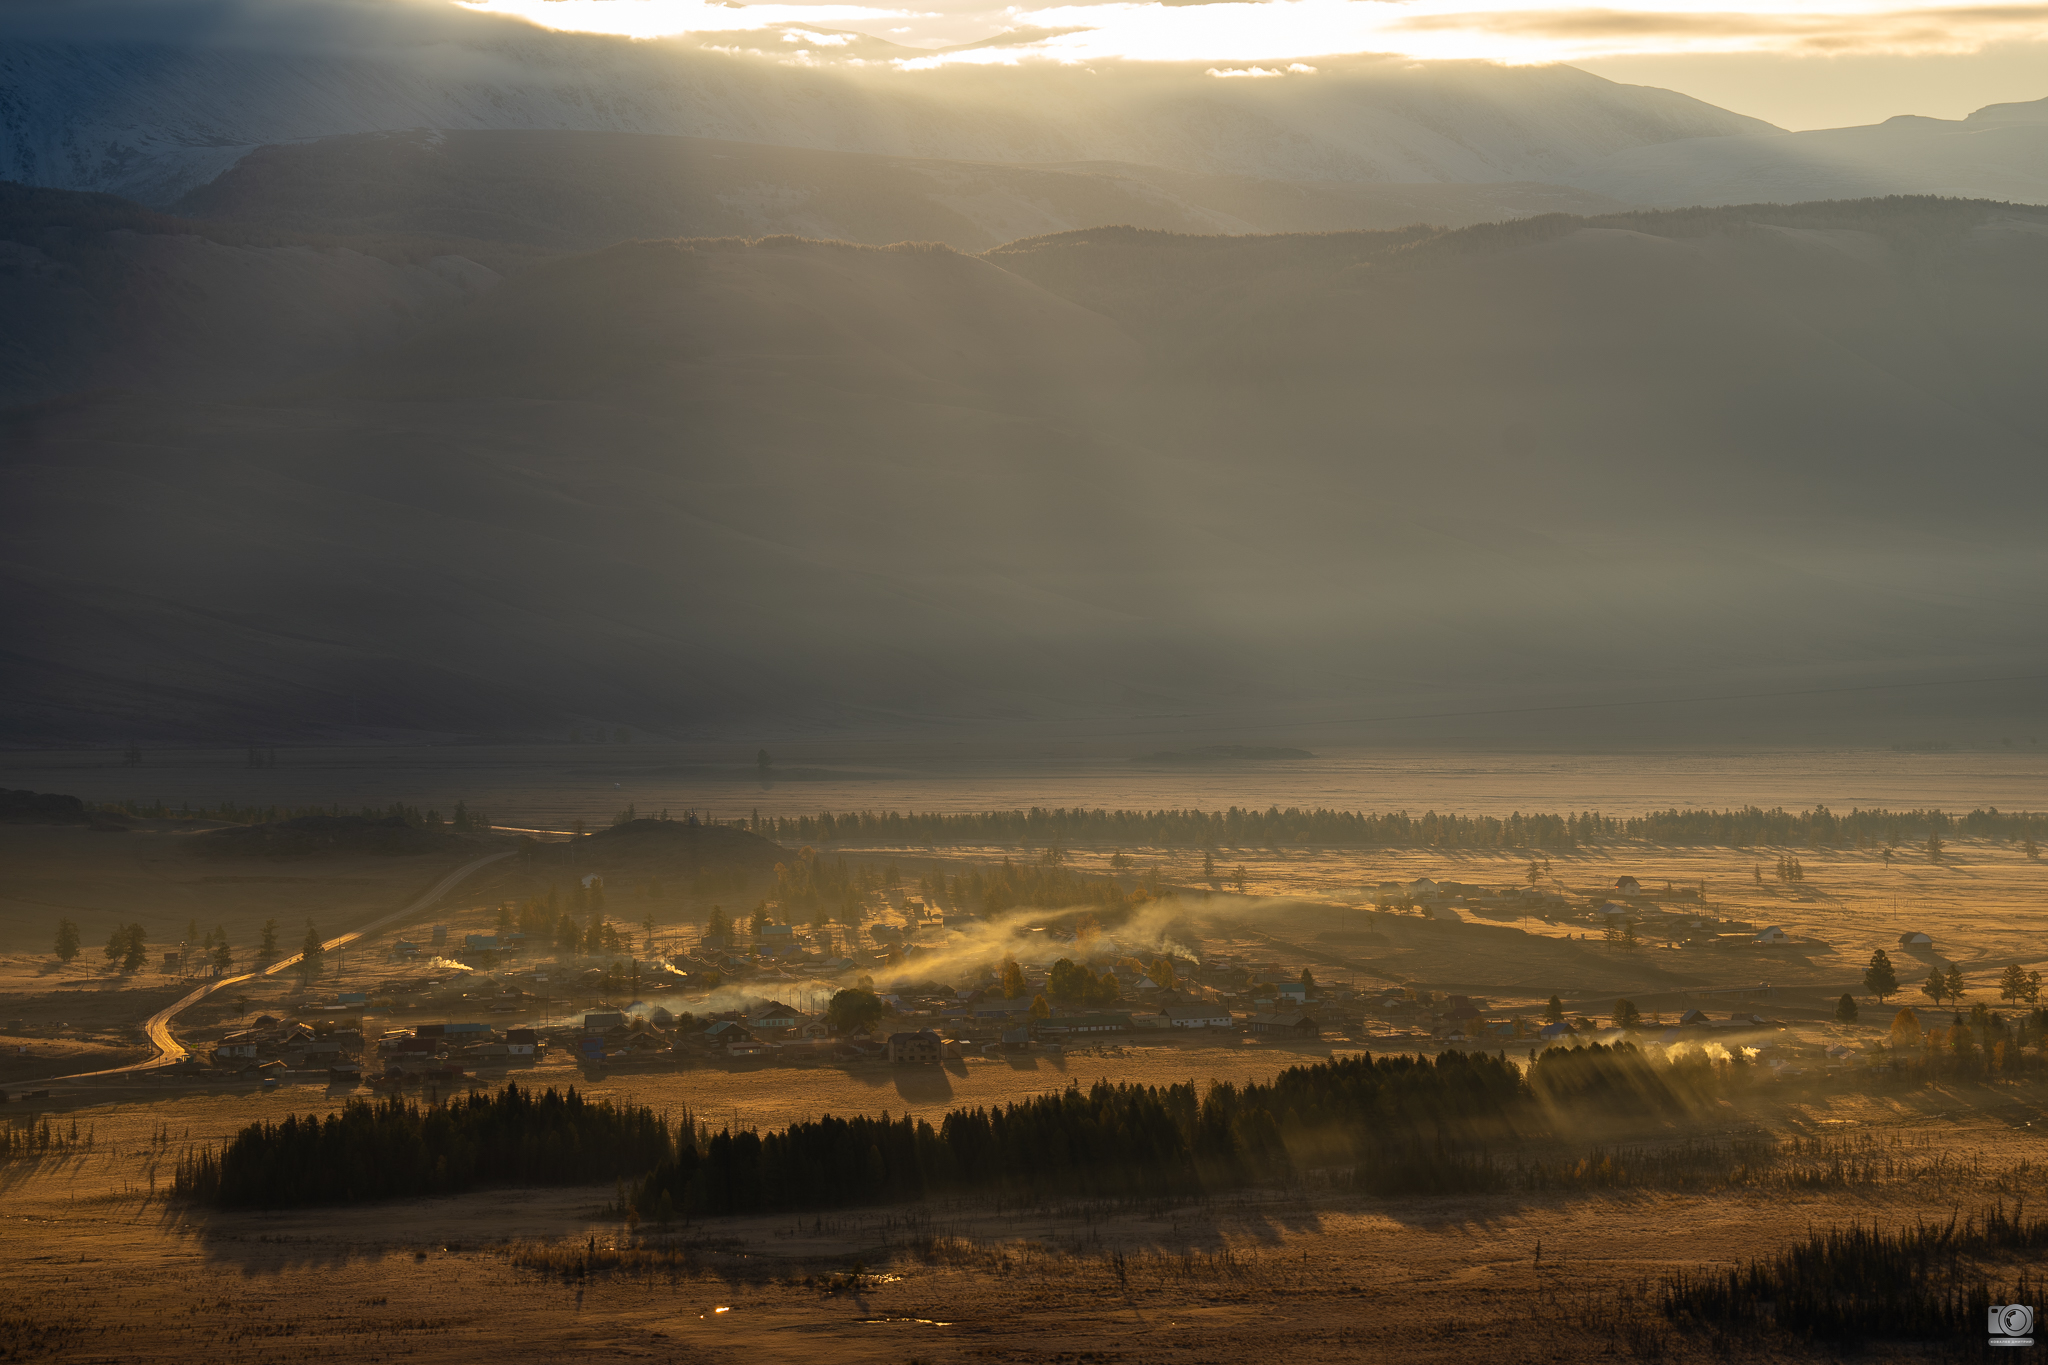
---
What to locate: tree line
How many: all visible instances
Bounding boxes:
[99,798,494,832]
[171,1084,670,1207]
[731,805,2048,851]
[1661,1201,2047,1343]
[170,1047,1765,1216]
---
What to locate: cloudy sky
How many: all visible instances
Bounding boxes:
[464,0,2047,127]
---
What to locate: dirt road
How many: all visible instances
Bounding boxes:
[56,850,511,1080]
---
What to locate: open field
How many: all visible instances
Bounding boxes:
[5,767,2048,1361]
[8,1073,2048,1362]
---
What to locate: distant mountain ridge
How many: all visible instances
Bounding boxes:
[5,196,2046,746]
[1583,96,2048,207]
[0,4,1772,205]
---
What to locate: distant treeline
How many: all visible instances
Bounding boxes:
[171,1085,668,1207]
[101,798,493,833]
[169,1044,1750,1214]
[740,804,2048,850]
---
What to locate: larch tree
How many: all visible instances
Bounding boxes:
[298,922,324,986]
[1922,968,1947,1006]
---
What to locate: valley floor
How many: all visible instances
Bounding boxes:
[8,1072,2048,1362]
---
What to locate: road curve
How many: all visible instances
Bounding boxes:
[59,850,513,1082]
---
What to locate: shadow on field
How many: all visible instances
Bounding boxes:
[893,1069,954,1105]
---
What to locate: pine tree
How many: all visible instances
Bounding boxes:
[1927,833,1946,861]
[2000,963,2031,1004]
[53,919,79,963]
[1543,995,1564,1024]
[1202,849,1216,881]
[1863,948,1899,1002]
[298,922,324,985]
[1834,993,1858,1024]
[1922,968,1946,1006]
[1945,963,1966,1002]
[119,924,147,976]
[1000,960,1026,999]
[213,931,232,974]
[1613,999,1642,1029]
[259,918,279,963]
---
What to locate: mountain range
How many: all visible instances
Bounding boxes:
[3,1,2046,747]
[4,189,2045,744]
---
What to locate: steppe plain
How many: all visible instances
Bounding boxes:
[5,744,2048,1361]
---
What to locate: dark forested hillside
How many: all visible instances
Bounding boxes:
[4,197,2047,744]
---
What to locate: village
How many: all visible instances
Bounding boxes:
[78,866,1891,1099]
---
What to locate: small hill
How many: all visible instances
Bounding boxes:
[1,788,87,823]
[188,814,473,859]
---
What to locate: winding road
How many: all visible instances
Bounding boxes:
[58,850,512,1082]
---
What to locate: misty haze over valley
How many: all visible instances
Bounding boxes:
[12,6,2048,1361]
[3,0,2046,752]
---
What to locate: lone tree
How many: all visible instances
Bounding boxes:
[1299,968,1317,996]
[1834,993,1859,1024]
[297,922,324,986]
[1927,833,1946,861]
[259,918,279,964]
[1890,1007,1923,1050]
[1029,993,1051,1020]
[1863,948,1899,1002]
[825,987,883,1036]
[212,928,232,974]
[1921,968,1948,1006]
[1543,995,1565,1025]
[119,924,147,976]
[1944,963,1967,1002]
[1613,999,1642,1029]
[53,918,79,963]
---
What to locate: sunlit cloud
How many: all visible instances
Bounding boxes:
[464,0,2048,64]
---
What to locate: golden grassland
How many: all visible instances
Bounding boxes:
[8,1076,2048,1363]
[4,823,2047,1359]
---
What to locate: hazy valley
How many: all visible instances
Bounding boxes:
[7,4,2048,1360]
